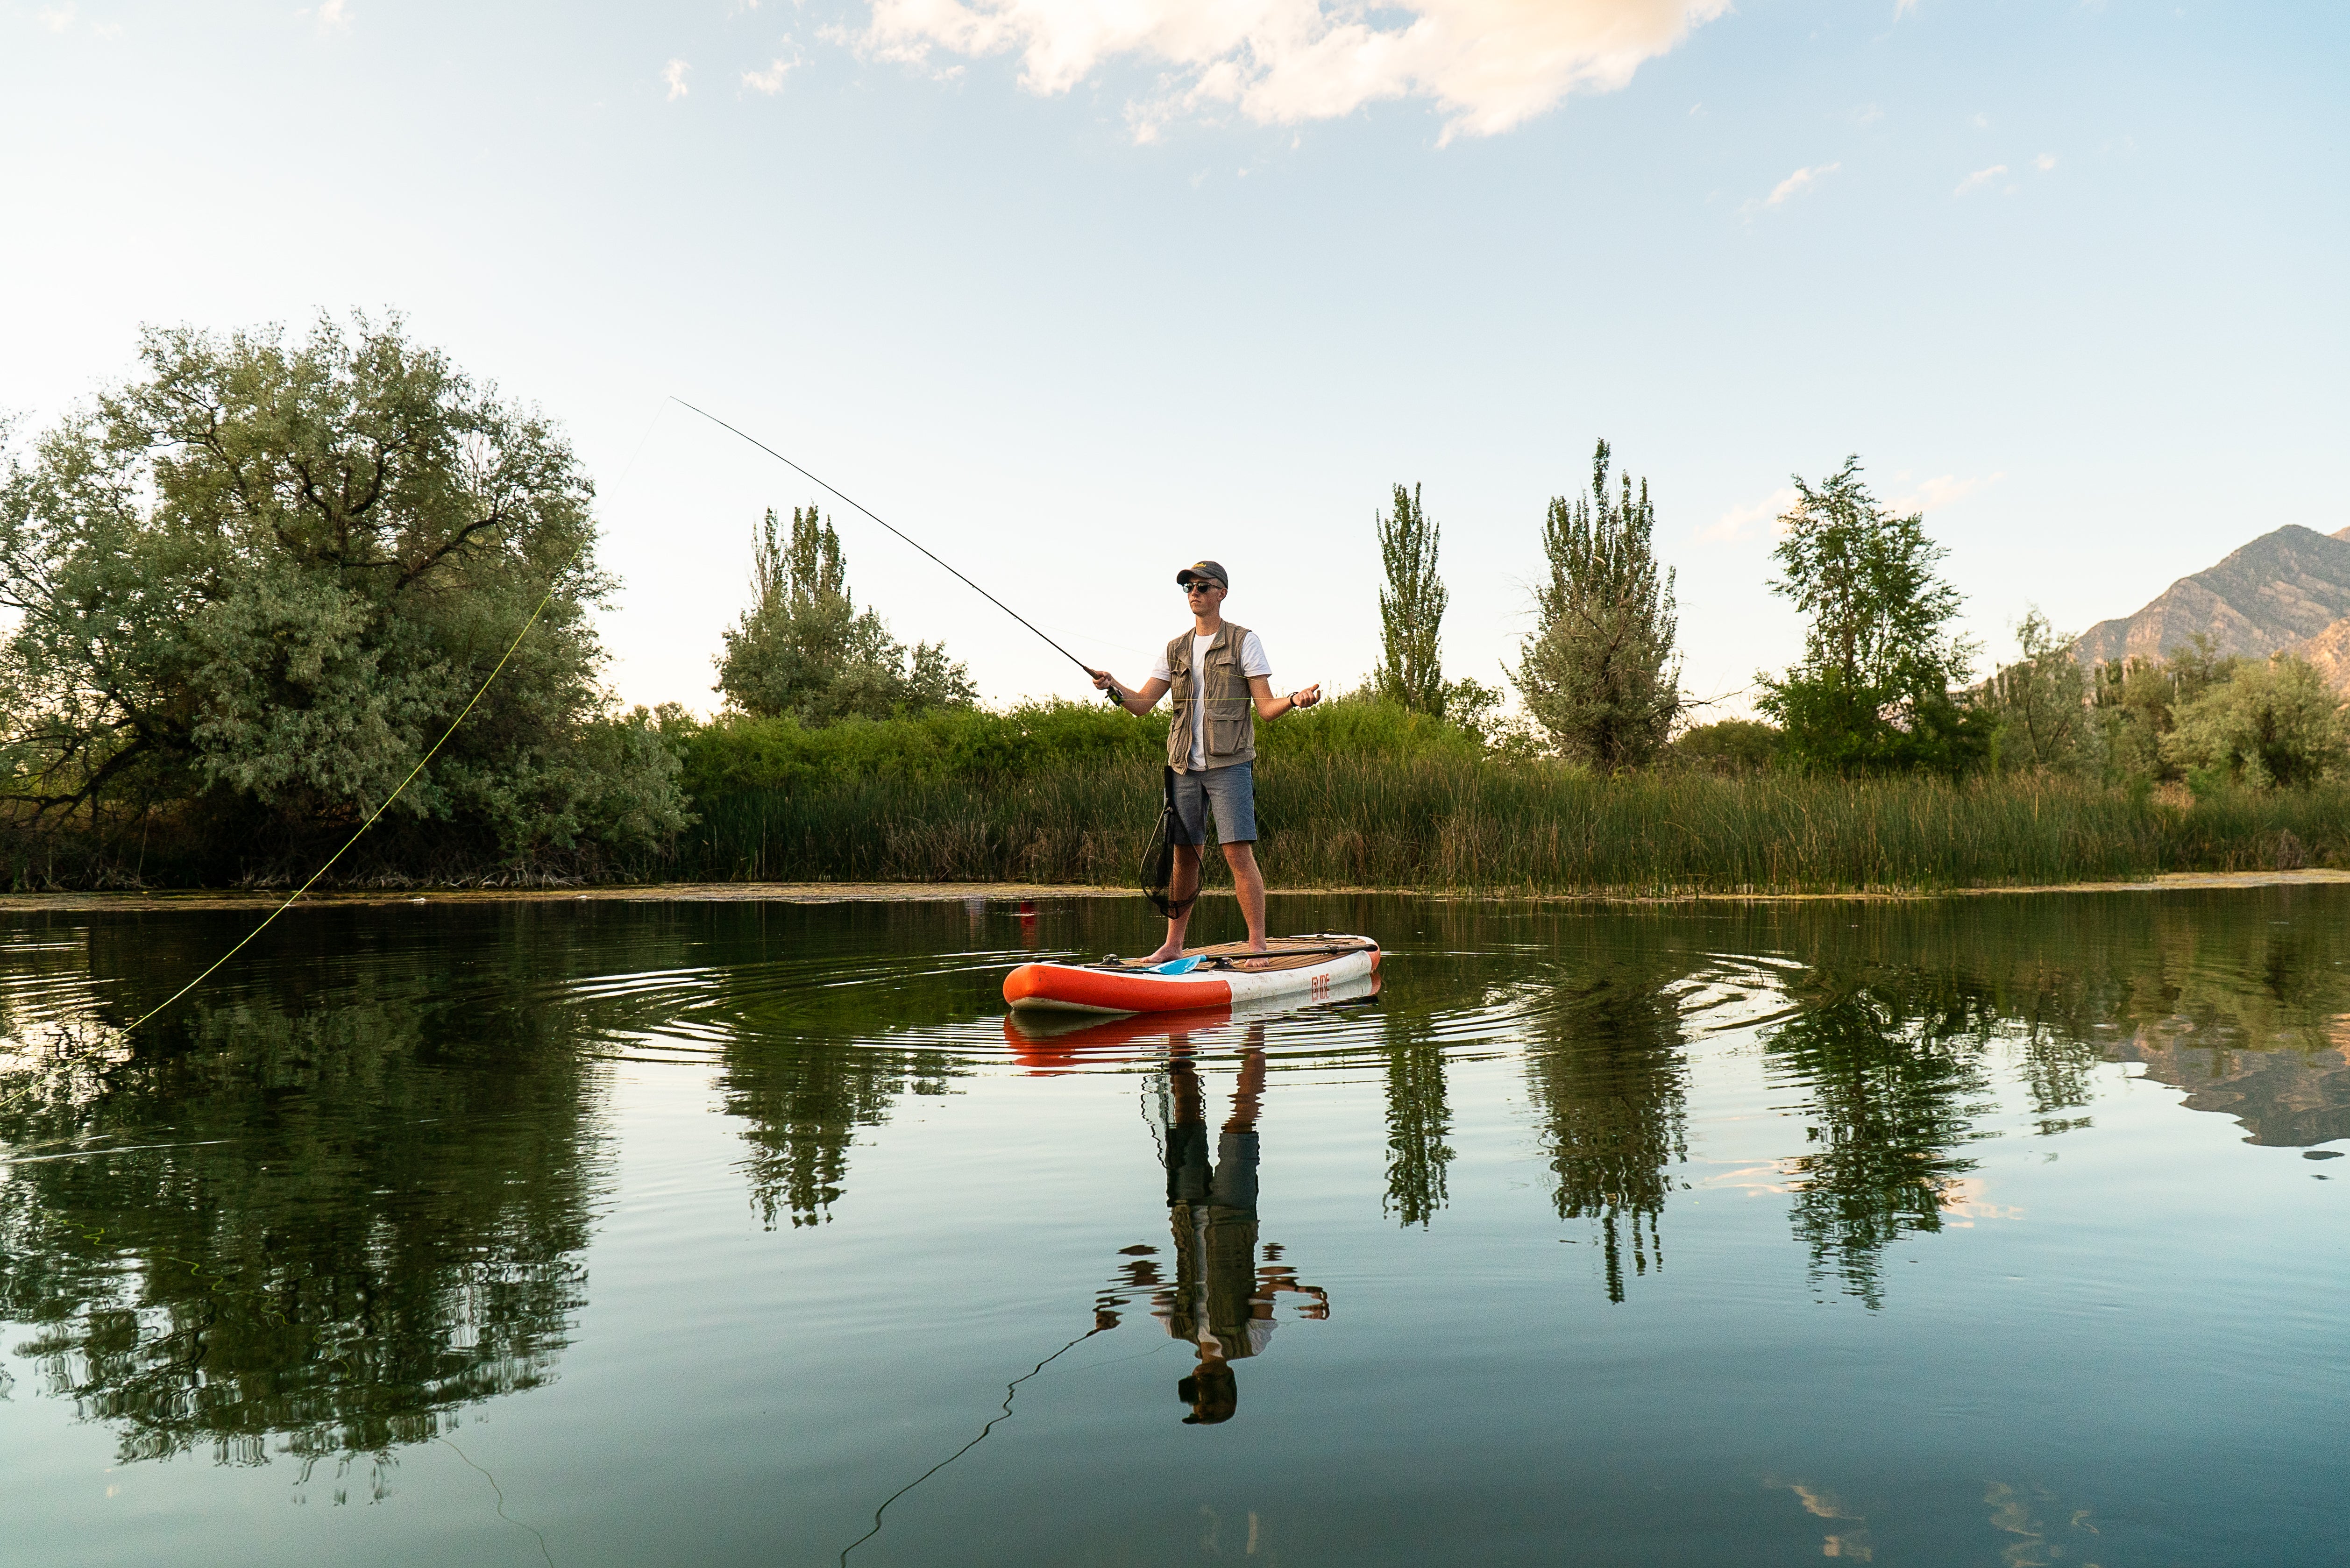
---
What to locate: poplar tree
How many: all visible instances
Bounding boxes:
[1374,482,1448,714]
[1515,440,1683,770]
[715,505,975,724]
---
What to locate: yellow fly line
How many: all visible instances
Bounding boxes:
[116,585,563,1035]
[0,583,560,1118]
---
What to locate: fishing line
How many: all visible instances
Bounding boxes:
[670,398,1108,686]
[837,1320,1111,1565]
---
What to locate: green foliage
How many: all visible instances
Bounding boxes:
[0,314,685,874]
[670,689,1484,802]
[1436,676,1508,749]
[2161,654,2350,789]
[1670,719,1785,774]
[1373,482,1448,715]
[714,504,975,724]
[673,699,1167,796]
[1757,457,1983,775]
[1978,608,2095,774]
[1515,440,1683,771]
[2089,636,2241,784]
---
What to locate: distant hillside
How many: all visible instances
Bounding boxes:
[2073,524,2350,671]
[2293,615,2350,695]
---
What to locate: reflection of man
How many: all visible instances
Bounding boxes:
[1155,1034,1327,1426]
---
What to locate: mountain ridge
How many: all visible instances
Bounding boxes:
[2071,525,2350,680]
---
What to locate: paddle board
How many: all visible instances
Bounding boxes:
[1002,933,1380,1016]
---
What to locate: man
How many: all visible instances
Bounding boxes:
[1090,560,1322,960]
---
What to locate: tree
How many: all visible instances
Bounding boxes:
[1757,457,1983,774]
[2090,635,2240,783]
[1977,608,2094,774]
[1373,482,1448,715]
[2161,654,2349,789]
[714,505,975,724]
[1670,718,1785,774]
[0,314,683,869]
[1515,440,1683,770]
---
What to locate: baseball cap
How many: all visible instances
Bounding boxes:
[1176,561,1230,589]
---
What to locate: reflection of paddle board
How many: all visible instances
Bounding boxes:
[1002,934,1380,1016]
[1002,971,1382,1071]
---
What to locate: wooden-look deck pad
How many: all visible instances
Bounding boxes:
[1100,934,1378,974]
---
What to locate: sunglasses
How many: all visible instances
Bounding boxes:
[1184,581,1222,593]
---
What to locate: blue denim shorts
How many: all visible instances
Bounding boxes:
[1170,762,1257,845]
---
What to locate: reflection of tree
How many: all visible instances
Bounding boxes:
[1381,1014,1453,1228]
[1764,982,1993,1308]
[0,921,605,1468]
[720,1040,957,1228]
[1522,950,1691,1304]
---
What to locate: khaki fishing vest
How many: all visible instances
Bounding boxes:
[1165,621,1257,773]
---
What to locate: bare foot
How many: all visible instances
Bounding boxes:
[1142,944,1186,963]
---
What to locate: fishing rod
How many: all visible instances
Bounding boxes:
[671,399,1113,697]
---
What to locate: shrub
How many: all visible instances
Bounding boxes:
[2161,655,2349,789]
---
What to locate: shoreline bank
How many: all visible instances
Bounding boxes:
[2,868,2345,915]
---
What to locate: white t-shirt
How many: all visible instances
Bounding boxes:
[1151,629,1272,770]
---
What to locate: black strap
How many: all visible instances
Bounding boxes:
[1142,766,1196,919]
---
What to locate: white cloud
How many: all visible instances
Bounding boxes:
[1887,472,2001,512]
[1704,473,1997,540]
[743,43,802,92]
[1755,161,1839,210]
[1701,486,1798,542]
[1953,163,2006,196]
[1968,112,1989,129]
[314,0,351,33]
[2033,151,2056,171]
[846,0,1731,145]
[663,57,691,99]
[37,3,75,31]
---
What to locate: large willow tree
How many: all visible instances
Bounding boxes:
[0,314,683,875]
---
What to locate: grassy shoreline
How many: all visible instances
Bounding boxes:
[670,756,2347,895]
[2,867,2347,915]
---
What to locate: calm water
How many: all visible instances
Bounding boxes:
[1,890,2345,1566]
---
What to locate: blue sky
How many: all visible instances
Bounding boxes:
[4,1,2343,717]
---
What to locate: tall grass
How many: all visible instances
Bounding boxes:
[671,752,2350,892]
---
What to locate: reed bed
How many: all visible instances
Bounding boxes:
[672,757,2350,894]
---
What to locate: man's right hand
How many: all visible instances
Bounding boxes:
[1090,668,1124,707]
